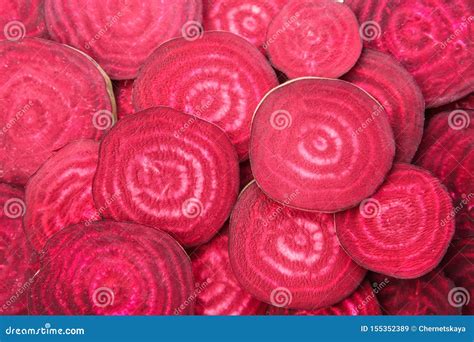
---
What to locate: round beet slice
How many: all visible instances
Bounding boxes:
[229,182,367,310]
[29,221,194,315]
[0,183,31,314]
[267,280,381,315]
[342,49,425,163]
[0,38,114,185]
[113,80,134,119]
[250,78,395,212]
[443,238,474,314]
[1,0,47,40]
[266,0,362,78]
[370,271,460,315]
[133,31,278,160]
[336,164,455,279]
[93,107,239,247]
[24,140,100,252]
[346,0,474,108]
[44,0,202,80]
[203,0,287,53]
[191,228,268,315]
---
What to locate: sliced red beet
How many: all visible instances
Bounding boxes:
[0,38,114,185]
[265,0,362,78]
[443,238,474,314]
[191,228,268,315]
[239,160,254,191]
[29,221,194,315]
[0,183,31,315]
[0,0,47,40]
[203,0,287,53]
[93,107,239,247]
[345,0,474,108]
[336,164,455,279]
[342,49,425,163]
[250,78,395,212]
[267,280,381,315]
[113,80,134,119]
[370,271,460,315]
[429,93,474,115]
[229,182,367,310]
[133,31,278,160]
[44,0,202,80]
[24,140,100,252]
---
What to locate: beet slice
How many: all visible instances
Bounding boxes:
[29,221,194,315]
[443,238,474,314]
[239,160,254,191]
[0,0,47,40]
[0,38,114,185]
[370,271,460,315]
[229,182,367,310]
[113,80,134,119]
[44,0,202,80]
[203,0,287,52]
[265,0,362,78]
[250,78,395,212]
[342,49,425,163]
[93,107,239,247]
[267,280,381,315]
[430,93,474,115]
[0,183,31,315]
[191,229,268,315]
[133,31,278,160]
[336,164,454,279]
[24,140,100,252]
[345,0,474,108]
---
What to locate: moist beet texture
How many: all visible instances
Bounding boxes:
[0,0,47,39]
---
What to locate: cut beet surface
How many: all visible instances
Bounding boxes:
[267,280,381,315]
[443,238,474,315]
[336,164,455,279]
[342,49,425,163]
[133,31,278,161]
[0,0,47,40]
[229,182,367,310]
[24,140,100,252]
[191,228,268,315]
[266,0,362,78]
[202,0,287,52]
[346,0,474,108]
[113,80,135,119]
[44,0,202,79]
[93,107,239,247]
[29,221,194,315]
[430,93,474,115]
[250,78,395,212]
[370,271,460,315]
[0,183,31,314]
[0,38,114,185]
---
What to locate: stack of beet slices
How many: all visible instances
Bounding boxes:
[0,0,472,317]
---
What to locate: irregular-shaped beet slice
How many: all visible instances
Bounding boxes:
[370,271,460,315]
[266,0,362,78]
[203,0,287,52]
[44,0,202,80]
[29,221,194,315]
[229,182,367,310]
[342,49,425,163]
[267,280,381,315]
[336,164,454,279]
[250,78,395,212]
[24,140,100,252]
[0,0,47,40]
[345,0,474,108]
[0,38,114,185]
[191,229,268,315]
[133,31,278,160]
[113,80,134,119]
[239,160,254,191]
[443,238,474,314]
[430,93,474,115]
[93,107,239,247]
[0,183,31,315]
